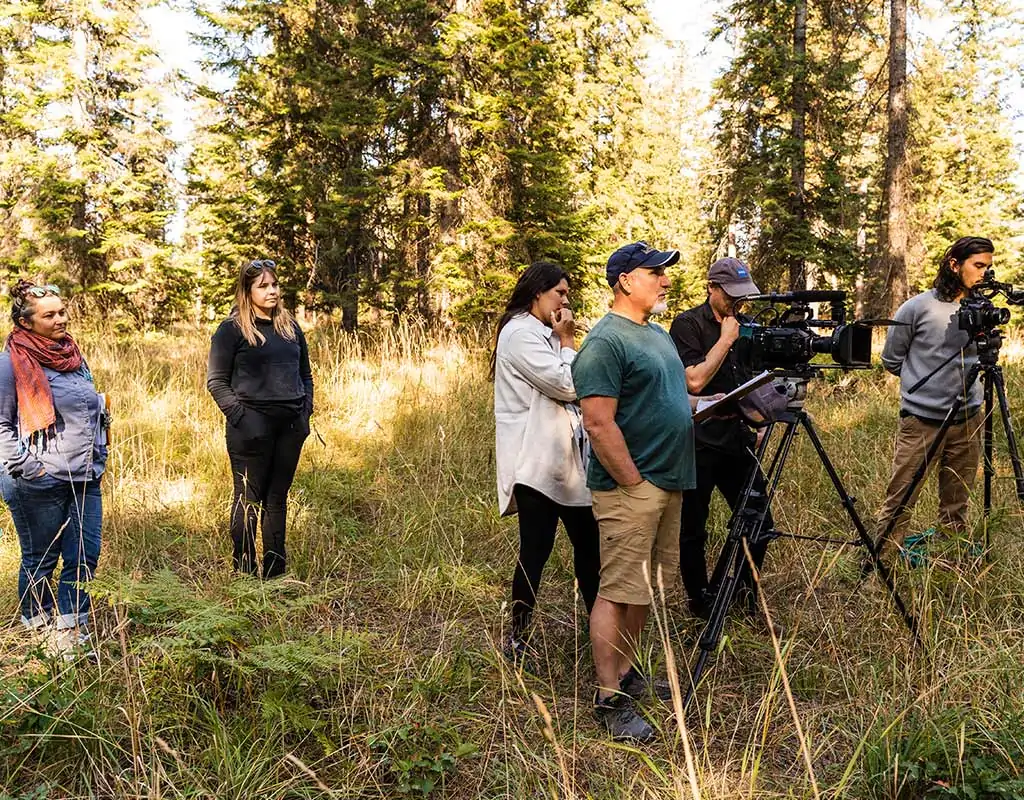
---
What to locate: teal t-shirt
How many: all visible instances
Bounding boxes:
[571,313,695,492]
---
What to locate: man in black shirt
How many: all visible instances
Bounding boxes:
[669,257,772,618]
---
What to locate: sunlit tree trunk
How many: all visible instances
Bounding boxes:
[788,0,808,291]
[870,0,909,317]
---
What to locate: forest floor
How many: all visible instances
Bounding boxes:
[2,325,1024,799]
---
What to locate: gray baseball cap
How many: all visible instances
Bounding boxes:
[708,257,760,298]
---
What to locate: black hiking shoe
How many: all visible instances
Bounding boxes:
[593,692,655,743]
[503,636,534,673]
[689,585,717,621]
[619,666,673,703]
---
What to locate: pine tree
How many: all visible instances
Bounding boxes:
[903,1,1023,288]
[190,0,657,325]
[0,0,177,321]
[708,0,877,293]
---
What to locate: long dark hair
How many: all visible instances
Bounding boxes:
[489,261,570,381]
[934,236,994,302]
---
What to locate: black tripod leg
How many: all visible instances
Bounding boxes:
[991,368,1024,501]
[984,370,994,519]
[684,419,799,710]
[989,368,1024,557]
[685,525,744,709]
[798,415,921,645]
[707,423,779,593]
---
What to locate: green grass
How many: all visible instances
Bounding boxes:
[2,324,1024,798]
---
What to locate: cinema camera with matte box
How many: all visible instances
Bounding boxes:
[732,289,873,373]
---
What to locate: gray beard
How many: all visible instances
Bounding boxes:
[651,301,668,316]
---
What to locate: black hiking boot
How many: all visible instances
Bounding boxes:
[593,693,655,743]
[619,666,673,703]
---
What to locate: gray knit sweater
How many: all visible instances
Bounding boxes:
[881,289,981,420]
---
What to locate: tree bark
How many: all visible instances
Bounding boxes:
[871,0,909,317]
[788,0,808,291]
[415,192,432,320]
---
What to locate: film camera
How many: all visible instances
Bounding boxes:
[958,269,1023,338]
[733,290,872,372]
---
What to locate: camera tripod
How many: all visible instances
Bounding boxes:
[683,375,921,710]
[871,328,1024,559]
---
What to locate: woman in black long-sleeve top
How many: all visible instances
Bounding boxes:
[207,259,313,578]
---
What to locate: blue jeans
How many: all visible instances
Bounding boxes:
[0,473,102,630]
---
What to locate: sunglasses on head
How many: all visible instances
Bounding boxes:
[246,259,277,274]
[25,284,61,298]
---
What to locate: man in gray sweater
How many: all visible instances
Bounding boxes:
[875,236,994,560]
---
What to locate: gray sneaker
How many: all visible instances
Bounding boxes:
[593,693,655,743]
[619,667,673,703]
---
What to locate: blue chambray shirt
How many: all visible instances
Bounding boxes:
[0,352,107,481]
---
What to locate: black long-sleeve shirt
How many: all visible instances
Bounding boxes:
[206,317,314,424]
[670,300,754,453]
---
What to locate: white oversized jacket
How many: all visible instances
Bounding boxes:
[493,313,590,516]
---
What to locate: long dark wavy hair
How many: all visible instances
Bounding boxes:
[934,236,994,302]
[489,261,570,381]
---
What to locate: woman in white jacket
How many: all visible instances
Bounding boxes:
[490,262,599,664]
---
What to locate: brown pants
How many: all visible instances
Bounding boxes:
[874,412,982,553]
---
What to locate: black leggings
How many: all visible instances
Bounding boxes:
[510,483,600,640]
[226,409,309,578]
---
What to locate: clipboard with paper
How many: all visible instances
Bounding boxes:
[692,371,775,423]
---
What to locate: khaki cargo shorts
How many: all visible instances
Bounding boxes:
[592,480,682,606]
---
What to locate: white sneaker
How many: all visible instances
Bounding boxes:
[46,628,96,662]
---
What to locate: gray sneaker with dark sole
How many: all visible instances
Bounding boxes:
[594,693,655,743]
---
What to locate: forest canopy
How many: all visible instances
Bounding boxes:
[0,0,1021,327]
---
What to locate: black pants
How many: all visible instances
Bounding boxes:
[510,484,600,640]
[226,409,309,578]
[680,445,772,612]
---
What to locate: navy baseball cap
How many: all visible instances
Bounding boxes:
[606,241,680,288]
[708,257,760,297]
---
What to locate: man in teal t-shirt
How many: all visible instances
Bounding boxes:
[574,315,695,492]
[571,240,696,744]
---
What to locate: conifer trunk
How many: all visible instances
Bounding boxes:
[789,0,808,291]
[871,0,909,317]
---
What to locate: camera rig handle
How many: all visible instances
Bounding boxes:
[972,269,1024,305]
[740,290,848,324]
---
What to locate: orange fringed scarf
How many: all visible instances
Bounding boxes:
[5,327,85,436]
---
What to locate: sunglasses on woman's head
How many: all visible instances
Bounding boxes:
[246,259,277,273]
[25,285,61,298]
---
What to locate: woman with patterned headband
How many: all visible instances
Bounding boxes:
[207,260,313,578]
[0,280,108,659]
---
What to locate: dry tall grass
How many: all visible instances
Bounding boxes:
[1,323,1024,799]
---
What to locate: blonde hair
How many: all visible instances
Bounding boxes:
[231,260,297,346]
